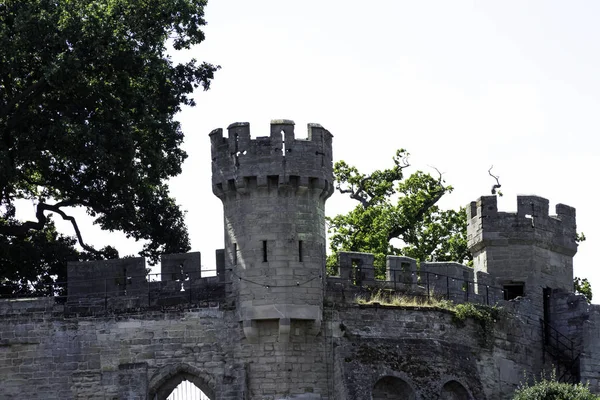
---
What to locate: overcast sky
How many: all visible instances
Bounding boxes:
[41,1,600,302]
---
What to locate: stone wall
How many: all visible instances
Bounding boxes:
[467,195,578,318]
[0,297,336,400]
[327,253,504,306]
[548,289,600,391]
[330,301,552,400]
[2,290,600,399]
[0,298,243,399]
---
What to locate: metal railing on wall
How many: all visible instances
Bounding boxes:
[327,266,507,306]
[0,270,229,312]
[1,266,508,308]
[540,318,581,384]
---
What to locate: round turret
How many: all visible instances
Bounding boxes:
[209,120,334,342]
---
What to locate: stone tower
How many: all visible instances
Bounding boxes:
[210,120,334,343]
[467,195,577,310]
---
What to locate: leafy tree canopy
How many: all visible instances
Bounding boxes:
[327,150,470,278]
[0,0,218,294]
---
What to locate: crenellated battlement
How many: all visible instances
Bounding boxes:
[326,252,505,305]
[65,252,227,313]
[467,195,577,256]
[467,195,578,300]
[210,120,334,198]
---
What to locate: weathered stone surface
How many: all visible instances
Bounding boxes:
[1,121,599,400]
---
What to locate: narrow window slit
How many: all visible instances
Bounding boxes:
[233,243,237,265]
[263,241,268,262]
[299,240,303,262]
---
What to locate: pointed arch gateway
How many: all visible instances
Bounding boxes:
[148,363,216,400]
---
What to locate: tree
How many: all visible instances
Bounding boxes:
[327,150,470,278]
[574,277,593,304]
[0,1,218,293]
[0,216,78,296]
[512,377,599,400]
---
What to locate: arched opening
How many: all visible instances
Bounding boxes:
[153,372,214,400]
[440,380,472,400]
[148,364,216,400]
[372,375,416,400]
[166,379,210,400]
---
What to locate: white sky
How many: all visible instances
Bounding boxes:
[38,1,599,301]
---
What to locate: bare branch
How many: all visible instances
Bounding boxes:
[428,165,446,188]
[336,176,372,208]
[0,201,102,256]
[488,165,502,196]
[47,205,100,255]
[397,155,410,169]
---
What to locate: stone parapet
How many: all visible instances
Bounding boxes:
[467,195,577,256]
[327,252,505,306]
[210,120,334,199]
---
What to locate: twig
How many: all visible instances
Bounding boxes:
[488,166,502,196]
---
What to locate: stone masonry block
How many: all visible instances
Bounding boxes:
[338,252,375,285]
[161,252,201,282]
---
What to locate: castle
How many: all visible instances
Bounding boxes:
[1,120,599,399]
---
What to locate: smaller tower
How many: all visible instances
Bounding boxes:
[210,120,333,342]
[467,195,577,308]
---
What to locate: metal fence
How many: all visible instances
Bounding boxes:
[327,266,507,306]
[0,270,229,312]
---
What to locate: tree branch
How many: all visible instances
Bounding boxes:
[336,176,371,208]
[488,165,502,195]
[386,168,446,242]
[0,201,102,256]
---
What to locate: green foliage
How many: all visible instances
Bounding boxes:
[355,291,455,310]
[0,217,77,296]
[452,303,501,346]
[327,150,471,278]
[0,1,218,293]
[574,277,593,304]
[0,215,118,295]
[513,375,599,400]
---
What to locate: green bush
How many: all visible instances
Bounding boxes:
[513,377,599,400]
[452,303,501,346]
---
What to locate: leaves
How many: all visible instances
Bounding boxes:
[327,150,470,278]
[574,277,592,304]
[0,217,78,296]
[0,0,217,293]
[513,375,599,400]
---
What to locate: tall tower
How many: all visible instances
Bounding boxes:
[210,120,334,342]
[467,195,577,310]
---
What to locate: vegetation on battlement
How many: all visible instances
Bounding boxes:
[355,291,502,346]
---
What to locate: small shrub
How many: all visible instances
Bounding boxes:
[513,376,599,400]
[452,303,501,346]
